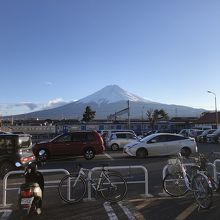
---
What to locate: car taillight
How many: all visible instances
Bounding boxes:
[21,189,34,197]
[20,155,36,164]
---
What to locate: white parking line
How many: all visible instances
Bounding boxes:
[118,202,136,220]
[0,209,12,220]
[175,203,197,220]
[103,152,114,160]
[103,202,118,220]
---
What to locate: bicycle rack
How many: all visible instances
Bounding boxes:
[1,169,70,207]
[161,161,219,196]
[214,159,220,183]
[161,163,198,196]
[87,165,150,201]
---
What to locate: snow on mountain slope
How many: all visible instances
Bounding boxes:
[10,85,206,120]
[79,85,152,104]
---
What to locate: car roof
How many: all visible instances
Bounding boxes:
[112,131,134,134]
[142,132,184,141]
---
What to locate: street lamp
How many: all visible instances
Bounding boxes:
[207,90,218,128]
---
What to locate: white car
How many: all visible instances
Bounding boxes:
[123,133,198,158]
[107,132,139,151]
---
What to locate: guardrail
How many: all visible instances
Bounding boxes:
[87,165,150,200]
[2,169,70,207]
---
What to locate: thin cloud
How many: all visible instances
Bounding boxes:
[14,102,39,110]
[44,81,53,86]
[43,98,68,109]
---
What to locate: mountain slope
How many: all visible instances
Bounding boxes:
[12,85,205,120]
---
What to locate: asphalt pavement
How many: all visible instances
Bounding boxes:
[1,143,220,220]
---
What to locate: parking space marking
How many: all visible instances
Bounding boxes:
[103,202,118,220]
[118,202,136,220]
[0,209,12,220]
[103,152,114,160]
[175,203,197,220]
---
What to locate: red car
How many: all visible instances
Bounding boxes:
[32,131,105,160]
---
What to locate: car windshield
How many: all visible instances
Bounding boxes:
[140,134,158,142]
[18,136,32,149]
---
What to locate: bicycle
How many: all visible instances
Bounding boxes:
[163,152,213,209]
[195,152,220,193]
[58,164,127,204]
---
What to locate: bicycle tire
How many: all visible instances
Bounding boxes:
[163,173,189,197]
[191,173,213,209]
[58,174,86,204]
[100,172,127,203]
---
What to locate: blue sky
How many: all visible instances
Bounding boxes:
[0,0,220,116]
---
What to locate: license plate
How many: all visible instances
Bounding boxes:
[21,197,34,205]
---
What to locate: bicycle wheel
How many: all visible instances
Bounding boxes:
[58,174,86,204]
[100,172,127,203]
[163,173,189,197]
[191,173,213,209]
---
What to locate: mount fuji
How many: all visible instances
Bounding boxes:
[13,85,205,120]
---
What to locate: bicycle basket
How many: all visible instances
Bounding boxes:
[167,158,181,174]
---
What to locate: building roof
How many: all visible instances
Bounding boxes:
[197,112,220,124]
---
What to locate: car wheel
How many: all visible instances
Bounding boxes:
[111,144,119,151]
[0,161,14,177]
[84,148,95,160]
[136,148,148,158]
[181,147,191,157]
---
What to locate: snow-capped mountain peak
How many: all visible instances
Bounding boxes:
[79,85,151,104]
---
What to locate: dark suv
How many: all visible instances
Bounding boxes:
[32,131,105,160]
[0,134,35,176]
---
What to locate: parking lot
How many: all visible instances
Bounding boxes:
[1,143,220,220]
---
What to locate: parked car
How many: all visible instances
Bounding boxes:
[32,131,105,160]
[179,129,203,139]
[206,129,220,143]
[0,133,35,176]
[123,133,197,158]
[100,129,136,147]
[197,129,216,143]
[107,132,139,151]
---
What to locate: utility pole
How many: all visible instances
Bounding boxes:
[127,100,130,129]
[207,90,218,129]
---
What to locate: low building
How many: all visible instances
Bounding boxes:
[195,111,220,129]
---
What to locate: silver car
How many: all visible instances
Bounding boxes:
[124,133,198,158]
[107,132,138,151]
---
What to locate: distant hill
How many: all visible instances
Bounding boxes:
[11,85,205,120]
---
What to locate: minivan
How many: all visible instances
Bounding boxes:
[0,134,35,176]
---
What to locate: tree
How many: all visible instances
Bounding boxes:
[82,106,96,122]
[146,109,169,130]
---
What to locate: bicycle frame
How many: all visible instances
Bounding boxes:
[175,153,212,192]
[175,154,191,190]
[73,168,112,192]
